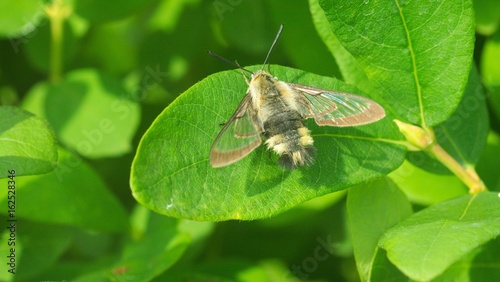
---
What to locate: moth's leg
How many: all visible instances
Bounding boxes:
[265,64,272,74]
[235,61,250,85]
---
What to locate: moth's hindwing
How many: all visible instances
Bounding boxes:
[210,95,263,167]
[290,83,386,127]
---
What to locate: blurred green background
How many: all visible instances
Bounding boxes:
[0,0,499,281]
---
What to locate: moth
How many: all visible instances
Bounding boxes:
[209,25,385,169]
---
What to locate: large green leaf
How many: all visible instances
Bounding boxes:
[318,0,475,127]
[0,0,44,38]
[0,106,57,178]
[406,66,489,174]
[268,0,340,77]
[379,192,500,281]
[0,148,128,232]
[309,0,374,92]
[347,178,412,281]
[431,247,479,281]
[131,65,406,221]
[389,161,466,205]
[22,69,141,158]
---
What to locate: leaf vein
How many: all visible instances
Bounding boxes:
[395,0,425,127]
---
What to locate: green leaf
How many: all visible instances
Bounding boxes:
[347,178,412,281]
[433,236,500,281]
[131,65,406,221]
[406,66,489,174]
[75,207,191,282]
[476,133,500,191]
[81,19,137,75]
[165,259,276,282]
[147,0,201,32]
[73,0,156,23]
[0,106,57,178]
[22,69,141,158]
[369,249,409,282]
[482,32,500,86]
[431,246,478,281]
[379,192,500,281]
[389,161,466,205]
[434,236,500,280]
[267,0,340,77]
[0,148,128,232]
[469,236,500,280]
[0,220,73,281]
[481,31,500,120]
[309,0,374,92]
[0,0,45,38]
[0,86,19,106]
[318,0,475,127]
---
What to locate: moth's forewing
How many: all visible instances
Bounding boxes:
[291,83,385,127]
[297,93,338,118]
[233,107,261,138]
[317,92,385,125]
[210,96,263,167]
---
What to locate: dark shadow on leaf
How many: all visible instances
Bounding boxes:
[45,81,88,137]
[242,124,399,197]
[0,106,33,133]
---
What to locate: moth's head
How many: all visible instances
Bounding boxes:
[250,70,275,85]
[249,70,279,96]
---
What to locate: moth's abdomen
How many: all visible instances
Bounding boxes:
[263,110,316,170]
[278,146,316,170]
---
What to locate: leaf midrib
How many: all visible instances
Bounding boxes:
[314,133,407,147]
[395,0,426,127]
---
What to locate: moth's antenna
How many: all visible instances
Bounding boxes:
[207,51,253,74]
[261,24,284,70]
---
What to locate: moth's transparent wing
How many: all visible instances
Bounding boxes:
[210,95,263,167]
[289,83,386,127]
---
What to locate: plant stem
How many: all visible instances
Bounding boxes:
[394,119,487,194]
[424,130,486,194]
[45,2,70,84]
